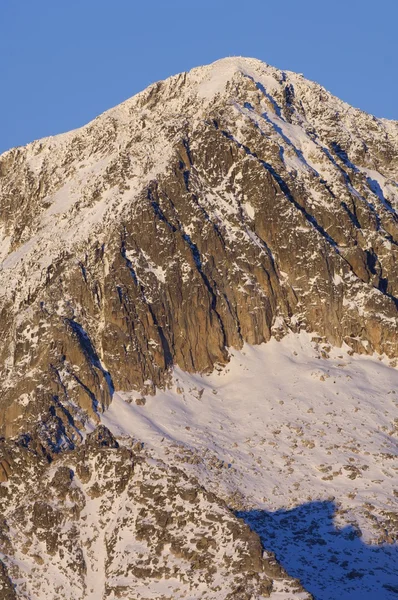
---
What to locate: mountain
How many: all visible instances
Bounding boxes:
[0,57,397,599]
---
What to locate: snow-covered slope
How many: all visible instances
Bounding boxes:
[1,427,308,600]
[1,56,397,440]
[0,57,397,599]
[102,332,398,599]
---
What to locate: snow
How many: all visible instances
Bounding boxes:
[197,58,243,99]
[1,235,39,270]
[103,332,398,600]
[361,167,398,213]
[0,54,397,598]
[243,201,256,219]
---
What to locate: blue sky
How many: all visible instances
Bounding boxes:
[1,0,397,154]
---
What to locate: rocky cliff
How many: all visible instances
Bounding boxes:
[0,57,397,441]
[0,57,397,599]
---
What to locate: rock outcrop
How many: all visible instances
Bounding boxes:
[0,56,397,599]
[0,425,311,600]
[0,57,397,441]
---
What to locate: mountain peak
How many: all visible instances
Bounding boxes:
[0,56,397,599]
[0,55,397,438]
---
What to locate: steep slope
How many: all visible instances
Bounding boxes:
[101,333,398,599]
[0,426,311,600]
[0,57,397,600]
[0,56,397,442]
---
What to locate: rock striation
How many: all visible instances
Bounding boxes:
[0,56,397,599]
[0,57,397,442]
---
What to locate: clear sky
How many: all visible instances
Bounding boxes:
[1,0,397,154]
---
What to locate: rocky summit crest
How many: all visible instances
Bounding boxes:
[0,57,397,599]
[1,56,397,440]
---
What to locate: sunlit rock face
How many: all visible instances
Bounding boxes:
[0,56,397,440]
[0,57,397,599]
[0,425,312,600]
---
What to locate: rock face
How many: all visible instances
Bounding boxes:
[0,425,311,600]
[0,56,397,598]
[0,57,397,440]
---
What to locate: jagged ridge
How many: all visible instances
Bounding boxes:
[0,55,397,440]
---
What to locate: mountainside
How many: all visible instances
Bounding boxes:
[0,57,397,599]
